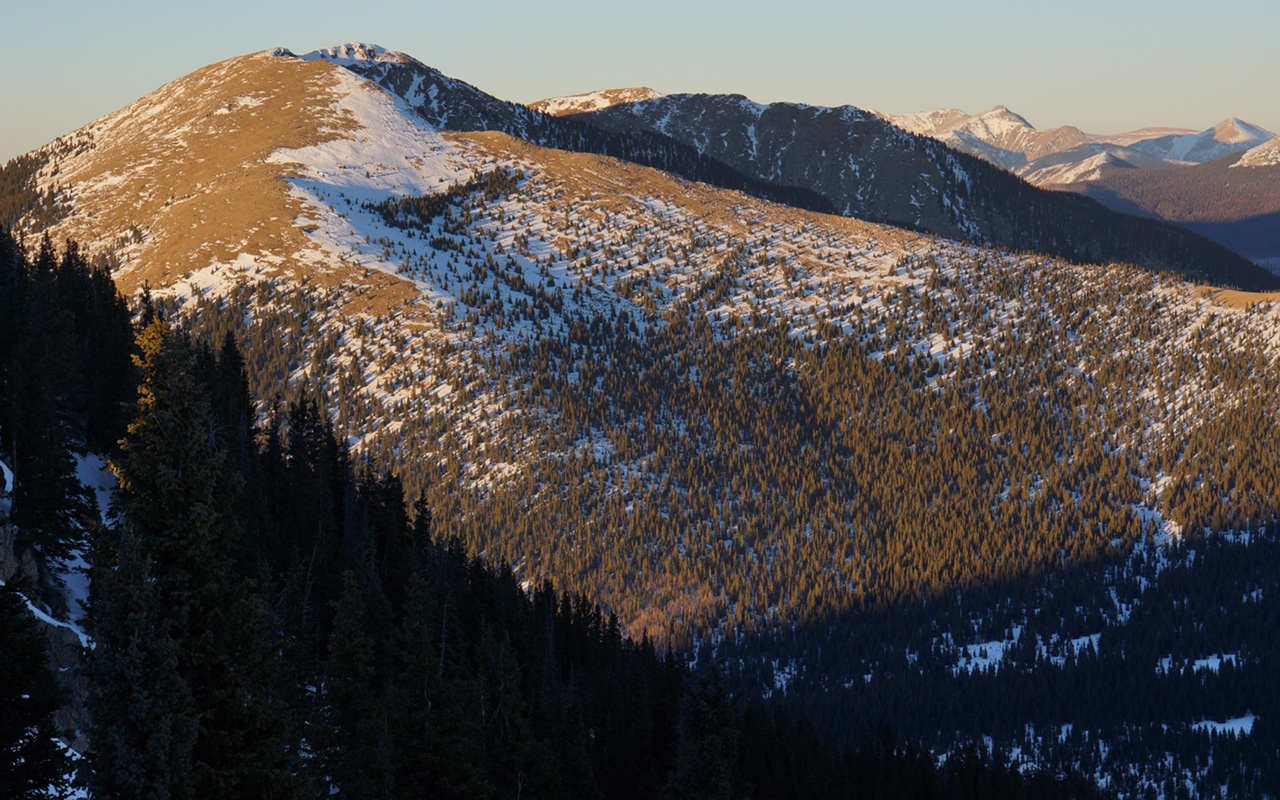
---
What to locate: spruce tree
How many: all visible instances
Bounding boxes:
[0,587,73,799]
[90,317,295,799]
[666,667,742,800]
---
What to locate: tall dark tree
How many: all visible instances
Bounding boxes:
[4,236,93,562]
[666,667,743,800]
[87,527,195,800]
[0,587,73,800]
[89,317,295,799]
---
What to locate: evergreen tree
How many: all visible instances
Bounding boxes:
[87,527,196,800]
[317,569,397,798]
[90,317,295,799]
[0,587,73,799]
[5,236,93,562]
[666,667,743,800]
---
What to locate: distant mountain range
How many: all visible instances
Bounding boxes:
[533,85,1280,273]
[878,105,1274,183]
[873,104,1280,270]
[528,88,1273,288]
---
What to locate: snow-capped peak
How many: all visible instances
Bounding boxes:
[1212,117,1272,145]
[529,87,663,117]
[978,105,1035,130]
[293,43,415,66]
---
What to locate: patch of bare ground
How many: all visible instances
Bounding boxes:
[1198,287,1280,310]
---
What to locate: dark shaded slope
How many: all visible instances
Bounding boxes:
[1074,153,1280,268]
[319,50,837,215]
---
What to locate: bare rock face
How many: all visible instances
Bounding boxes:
[44,622,90,752]
[0,522,41,586]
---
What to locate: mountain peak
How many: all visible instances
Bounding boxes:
[1211,117,1271,144]
[292,42,415,66]
[529,87,663,117]
[977,105,1035,130]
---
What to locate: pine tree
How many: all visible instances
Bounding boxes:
[87,527,196,800]
[0,587,74,799]
[90,317,295,799]
[666,667,743,800]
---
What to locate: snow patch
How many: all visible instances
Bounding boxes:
[294,42,414,66]
[75,453,116,526]
[1193,713,1255,736]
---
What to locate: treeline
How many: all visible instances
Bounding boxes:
[0,152,67,232]
[366,168,519,231]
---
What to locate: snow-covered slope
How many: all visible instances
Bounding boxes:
[1130,118,1274,163]
[1234,134,1280,168]
[881,106,1273,186]
[885,105,1093,171]
[529,87,662,117]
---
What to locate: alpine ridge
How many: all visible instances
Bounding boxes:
[5,43,1280,797]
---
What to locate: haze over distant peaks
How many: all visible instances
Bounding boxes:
[880,104,1275,188]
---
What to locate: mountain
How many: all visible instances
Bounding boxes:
[7,43,1280,795]
[1126,117,1274,163]
[529,86,663,117]
[550,92,1275,288]
[1070,141,1280,271]
[881,105,1273,179]
[879,105,1280,270]
[887,105,1094,170]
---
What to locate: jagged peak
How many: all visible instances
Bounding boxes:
[285,42,417,66]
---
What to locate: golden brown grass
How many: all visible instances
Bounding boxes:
[43,52,357,294]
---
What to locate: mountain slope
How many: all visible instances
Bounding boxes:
[140,48,1271,290]
[1071,147,1280,270]
[560,93,1277,289]
[1127,117,1274,163]
[529,87,663,117]
[9,43,1280,795]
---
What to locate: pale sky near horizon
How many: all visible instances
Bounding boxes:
[2,0,1277,163]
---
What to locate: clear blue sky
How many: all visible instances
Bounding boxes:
[3,0,1277,162]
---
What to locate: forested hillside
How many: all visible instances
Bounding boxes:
[4,43,1280,796]
[1075,153,1280,268]
[0,227,1104,798]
